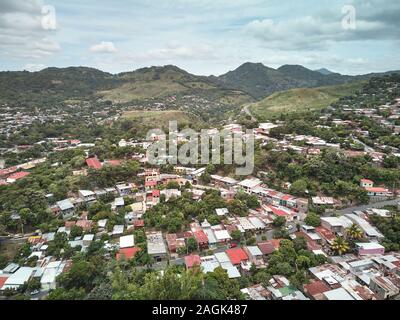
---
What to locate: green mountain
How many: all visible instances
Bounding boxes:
[315,68,335,75]
[0,65,252,108]
[213,62,399,100]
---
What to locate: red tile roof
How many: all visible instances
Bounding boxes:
[86,157,102,170]
[194,230,208,244]
[0,276,9,289]
[365,187,389,193]
[133,219,144,228]
[281,195,293,201]
[226,248,248,265]
[185,254,201,268]
[152,189,160,197]
[116,247,141,261]
[361,178,373,184]
[145,180,157,187]
[7,171,30,180]
[268,205,290,217]
[0,166,17,177]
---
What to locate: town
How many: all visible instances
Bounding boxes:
[1,73,400,300]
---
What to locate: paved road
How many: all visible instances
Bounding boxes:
[337,198,399,215]
[242,104,257,122]
[350,135,375,153]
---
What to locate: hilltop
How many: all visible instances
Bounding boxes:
[248,81,365,120]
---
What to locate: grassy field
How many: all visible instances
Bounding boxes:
[249,81,365,120]
[121,110,202,128]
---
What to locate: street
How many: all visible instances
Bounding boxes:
[337,198,400,215]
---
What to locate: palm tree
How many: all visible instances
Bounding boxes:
[331,236,350,255]
[346,224,363,240]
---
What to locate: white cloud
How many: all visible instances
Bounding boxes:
[24,63,46,71]
[90,41,117,53]
[0,0,60,60]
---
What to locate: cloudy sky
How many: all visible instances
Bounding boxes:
[0,0,399,75]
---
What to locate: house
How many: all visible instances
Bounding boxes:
[2,267,34,290]
[369,276,399,299]
[6,171,30,183]
[303,280,331,300]
[365,187,392,197]
[215,208,229,216]
[210,175,238,189]
[193,230,209,249]
[86,157,102,170]
[113,197,125,210]
[213,229,231,243]
[146,231,167,261]
[360,178,374,188]
[323,287,355,300]
[116,183,133,196]
[345,213,384,240]
[238,178,262,193]
[257,241,276,256]
[320,216,353,234]
[56,199,75,219]
[76,219,93,232]
[244,246,264,267]
[82,234,94,246]
[112,225,124,236]
[116,247,141,261]
[166,233,185,253]
[312,196,335,207]
[241,284,271,300]
[78,190,96,204]
[185,255,201,269]
[119,235,135,248]
[356,242,385,256]
[40,261,66,290]
[226,248,249,265]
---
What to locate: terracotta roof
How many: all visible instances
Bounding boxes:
[116,247,141,261]
[86,157,102,170]
[365,187,389,193]
[145,180,157,187]
[7,171,30,180]
[185,255,201,268]
[0,276,9,289]
[226,248,248,265]
[133,219,144,228]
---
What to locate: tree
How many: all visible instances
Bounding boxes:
[70,225,83,238]
[331,236,350,255]
[289,179,308,196]
[304,212,321,227]
[273,216,286,227]
[346,224,363,240]
[230,230,241,242]
[46,288,86,300]
[187,237,197,253]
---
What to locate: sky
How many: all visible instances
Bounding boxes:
[0,0,399,76]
